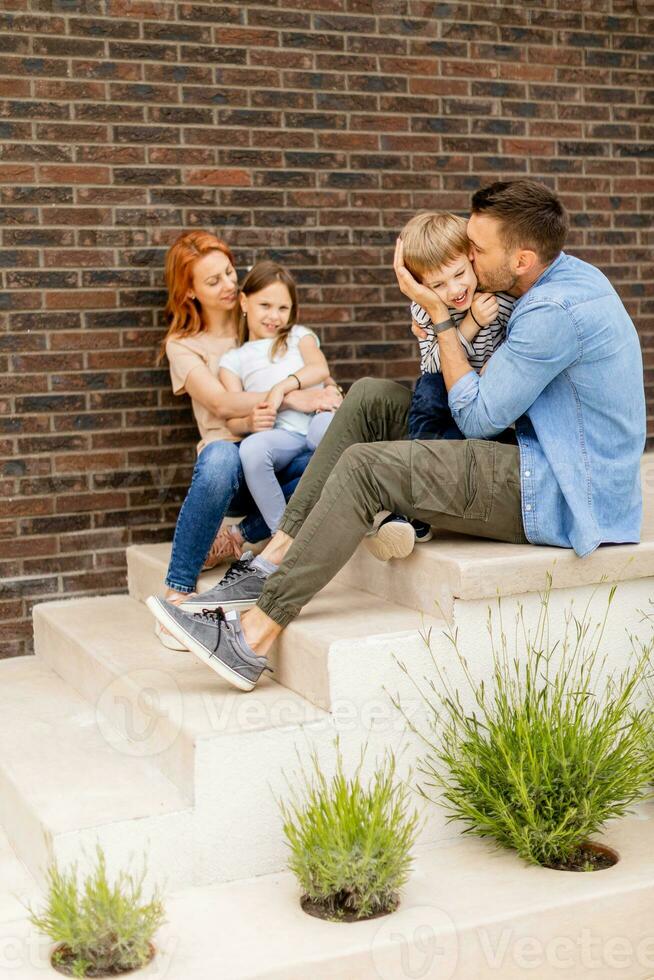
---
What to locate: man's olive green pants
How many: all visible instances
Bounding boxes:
[257,378,527,627]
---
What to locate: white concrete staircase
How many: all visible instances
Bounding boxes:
[2,459,654,977]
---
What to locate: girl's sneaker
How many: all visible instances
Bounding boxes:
[202,525,243,571]
[363,511,415,562]
[411,518,433,543]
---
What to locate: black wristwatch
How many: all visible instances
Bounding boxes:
[433,317,456,334]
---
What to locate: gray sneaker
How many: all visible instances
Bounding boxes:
[178,551,271,613]
[146,597,272,692]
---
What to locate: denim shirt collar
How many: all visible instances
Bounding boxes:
[512,251,566,313]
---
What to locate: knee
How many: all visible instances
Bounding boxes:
[348,376,410,414]
[348,377,386,406]
[194,441,241,491]
[338,442,375,472]
[238,434,268,471]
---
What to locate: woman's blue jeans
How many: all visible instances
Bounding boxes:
[165,440,311,593]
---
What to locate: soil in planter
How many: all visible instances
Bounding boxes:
[544,843,618,873]
[301,893,399,923]
[51,943,155,978]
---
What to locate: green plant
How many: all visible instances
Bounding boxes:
[279,742,420,920]
[28,845,165,977]
[394,583,653,869]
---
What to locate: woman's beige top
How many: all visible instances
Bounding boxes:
[166,331,238,453]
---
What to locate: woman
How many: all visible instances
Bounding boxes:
[157,230,342,648]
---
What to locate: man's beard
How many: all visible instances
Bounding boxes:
[477,260,518,294]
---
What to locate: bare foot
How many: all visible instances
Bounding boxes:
[241,605,282,658]
[164,589,197,603]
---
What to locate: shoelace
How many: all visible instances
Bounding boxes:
[192,606,273,673]
[192,606,227,653]
[193,607,226,624]
[220,556,254,585]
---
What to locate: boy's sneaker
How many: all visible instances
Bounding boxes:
[363,511,415,562]
[411,518,433,543]
[146,598,272,692]
[178,551,274,613]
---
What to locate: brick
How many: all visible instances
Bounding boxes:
[38,165,111,184]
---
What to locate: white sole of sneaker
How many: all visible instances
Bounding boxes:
[146,596,256,692]
[178,596,259,614]
[154,618,189,652]
[363,512,416,562]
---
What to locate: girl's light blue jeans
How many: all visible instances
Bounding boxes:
[238,412,334,534]
[165,439,311,594]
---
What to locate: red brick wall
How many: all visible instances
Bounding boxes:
[1,0,653,656]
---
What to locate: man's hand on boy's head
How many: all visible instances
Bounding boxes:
[471,292,499,327]
[394,238,450,324]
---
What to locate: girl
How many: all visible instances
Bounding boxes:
[220,261,335,535]
[157,232,342,649]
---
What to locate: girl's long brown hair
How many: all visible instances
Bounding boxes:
[157,230,238,362]
[238,260,299,360]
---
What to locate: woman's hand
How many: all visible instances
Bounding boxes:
[247,402,277,432]
[394,237,450,323]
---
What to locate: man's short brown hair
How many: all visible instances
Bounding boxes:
[400,211,469,281]
[471,179,568,264]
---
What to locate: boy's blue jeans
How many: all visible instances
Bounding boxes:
[165,440,311,594]
[408,371,464,441]
[409,371,518,445]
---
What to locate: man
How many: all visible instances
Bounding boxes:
[148,179,646,692]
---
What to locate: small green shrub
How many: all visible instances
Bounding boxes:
[28,845,165,977]
[279,743,420,920]
[395,584,653,869]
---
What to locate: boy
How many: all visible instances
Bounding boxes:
[365,211,515,560]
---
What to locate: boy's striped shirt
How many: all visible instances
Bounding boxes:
[411,292,515,374]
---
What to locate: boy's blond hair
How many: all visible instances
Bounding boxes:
[400,212,469,281]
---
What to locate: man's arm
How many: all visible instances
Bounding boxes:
[444,300,580,439]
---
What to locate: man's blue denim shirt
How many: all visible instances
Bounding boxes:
[448,252,646,557]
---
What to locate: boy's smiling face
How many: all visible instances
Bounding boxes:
[421,252,478,312]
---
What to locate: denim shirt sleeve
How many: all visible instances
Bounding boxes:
[447,300,580,439]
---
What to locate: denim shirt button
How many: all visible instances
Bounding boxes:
[525,503,532,511]
[524,470,531,477]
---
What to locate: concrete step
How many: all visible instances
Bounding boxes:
[33,595,338,884]
[0,823,37,926]
[126,542,446,711]
[335,524,654,620]
[9,810,654,979]
[0,657,193,890]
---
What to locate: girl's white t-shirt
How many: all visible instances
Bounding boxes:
[219,324,321,435]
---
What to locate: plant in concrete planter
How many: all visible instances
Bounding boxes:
[28,845,165,977]
[279,743,420,921]
[397,585,653,871]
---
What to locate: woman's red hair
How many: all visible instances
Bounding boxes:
[157,230,237,362]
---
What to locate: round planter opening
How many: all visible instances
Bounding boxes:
[51,942,156,977]
[301,894,399,923]
[543,841,619,873]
